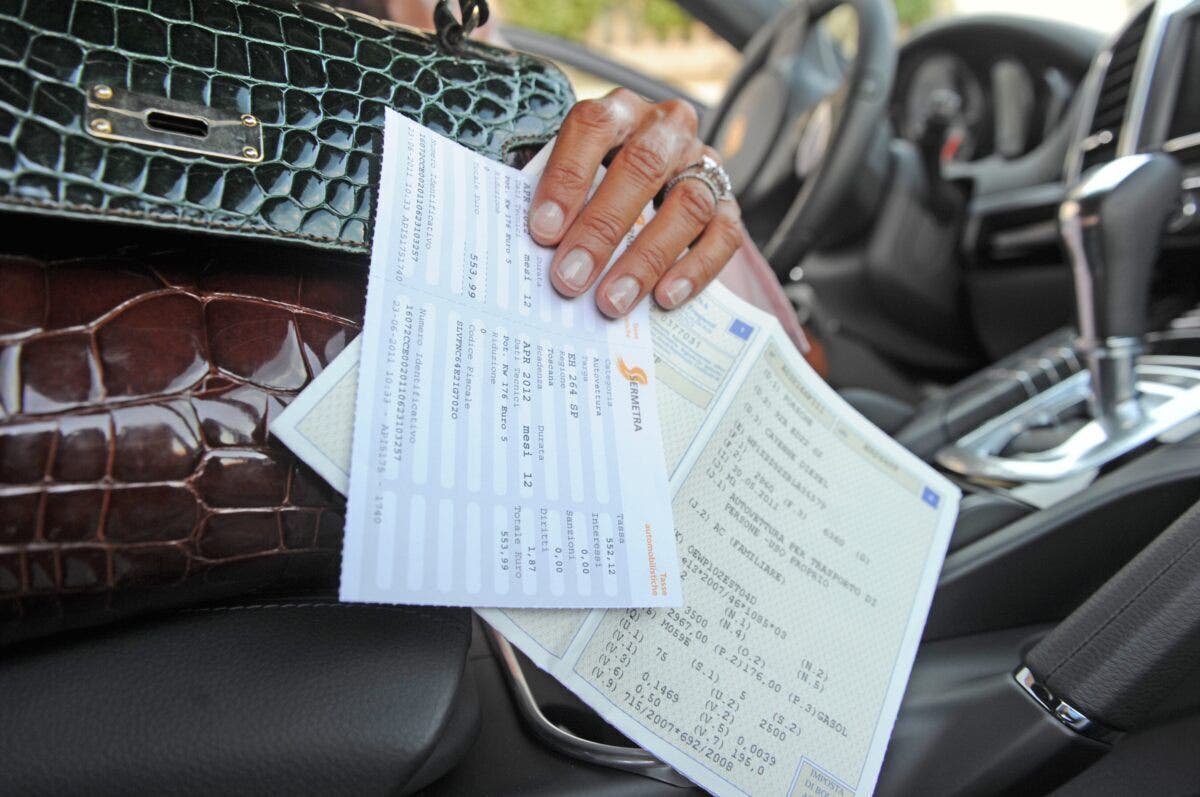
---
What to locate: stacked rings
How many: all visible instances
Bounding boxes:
[665,155,735,205]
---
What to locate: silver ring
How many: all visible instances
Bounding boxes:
[666,155,734,205]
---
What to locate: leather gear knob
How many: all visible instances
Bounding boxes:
[1060,153,1182,345]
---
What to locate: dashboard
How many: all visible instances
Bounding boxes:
[891,16,1102,163]
[812,1,1200,379]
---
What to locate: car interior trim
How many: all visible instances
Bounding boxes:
[1164,130,1200,151]
[1064,47,1113,180]
[935,360,1200,482]
[1014,666,1121,743]
[1118,0,1196,156]
[484,626,694,788]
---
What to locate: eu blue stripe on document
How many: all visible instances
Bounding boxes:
[922,486,941,508]
[729,319,753,340]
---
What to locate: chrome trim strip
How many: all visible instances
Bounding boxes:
[1065,48,1112,180]
[1084,337,1145,423]
[1068,0,1200,179]
[1014,667,1120,744]
[935,361,1200,483]
[484,626,693,787]
[1119,0,1197,157]
[1141,354,1200,368]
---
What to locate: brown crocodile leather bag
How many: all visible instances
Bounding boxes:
[0,0,573,644]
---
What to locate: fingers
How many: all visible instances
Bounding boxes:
[549,98,700,301]
[533,90,739,317]
[652,199,744,311]
[528,88,648,246]
[594,158,718,317]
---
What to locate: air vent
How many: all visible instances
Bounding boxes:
[1081,6,1153,171]
[1172,142,1200,185]
[1172,142,1200,164]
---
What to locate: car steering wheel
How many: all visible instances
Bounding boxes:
[703,0,897,271]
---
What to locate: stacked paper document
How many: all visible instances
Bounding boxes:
[271,110,961,797]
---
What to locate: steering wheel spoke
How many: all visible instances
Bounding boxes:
[768,7,811,60]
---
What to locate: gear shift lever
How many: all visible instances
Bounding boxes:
[934,154,1196,483]
[1059,154,1182,424]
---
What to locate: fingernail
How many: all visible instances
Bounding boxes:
[557,249,592,291]
[530,201,564,240]
[663,278,694,308]
[605,275,641,315]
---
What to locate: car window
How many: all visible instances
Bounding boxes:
[920,0,1130,32]
[780,0,1131,33]
[498,0,1129,106]
[498,0,742,103]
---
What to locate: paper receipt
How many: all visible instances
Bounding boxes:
[331,110,679,608]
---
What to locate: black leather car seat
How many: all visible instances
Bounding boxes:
[0,601,479,796]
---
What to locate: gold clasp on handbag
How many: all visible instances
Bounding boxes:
[84,85,265,163]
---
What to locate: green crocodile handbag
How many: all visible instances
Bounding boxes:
[0,0,574,643]
[0,0,574,252]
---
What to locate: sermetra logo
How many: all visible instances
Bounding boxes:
[617,357,649,385]
[618,358,647,433]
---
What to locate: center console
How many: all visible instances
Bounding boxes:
[886,149,1200,642]
[933,154,1196,483]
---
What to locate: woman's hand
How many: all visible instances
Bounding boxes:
[527,88,743,318]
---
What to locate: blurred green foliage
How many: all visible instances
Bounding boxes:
[641,0,693,39]
[499,0,605,40]
[501,0,938,41]
[894,0,936,28]
[502,0,692,41]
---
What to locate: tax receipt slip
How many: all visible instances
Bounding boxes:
[272,114,962,795]
[326,109,678,608]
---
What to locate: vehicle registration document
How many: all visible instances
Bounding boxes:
[272,111,962,796]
